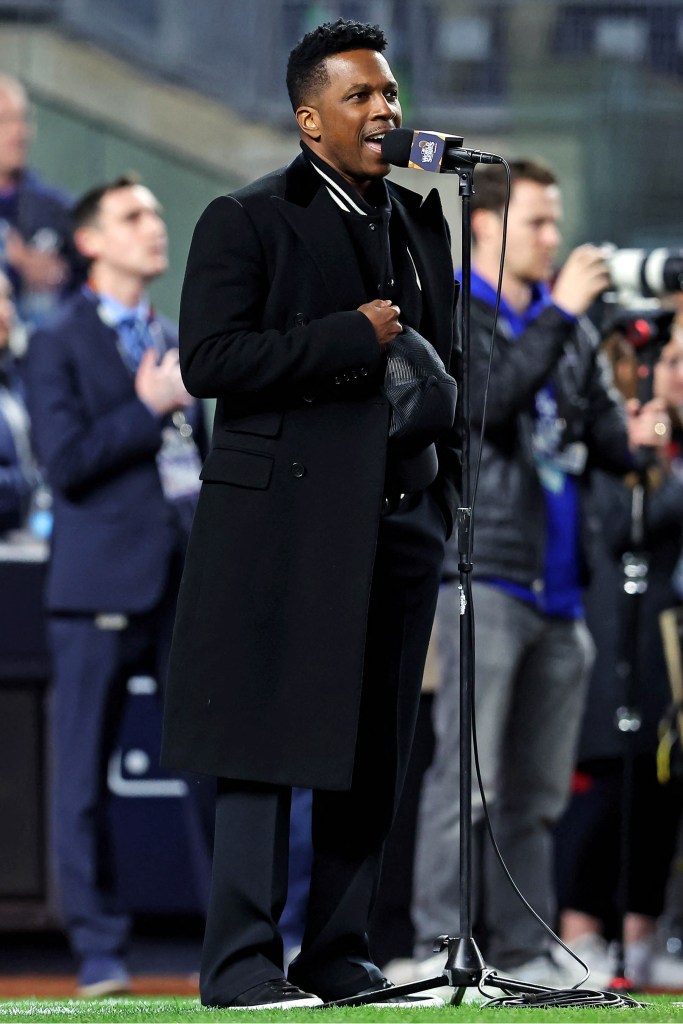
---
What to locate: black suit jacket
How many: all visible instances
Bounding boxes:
[162,153,458,788]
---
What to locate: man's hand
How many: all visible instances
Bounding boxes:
[625,396,670,450]
[551,244,611,317]
[358,298,402,346]
[5,228,67,290]
[135,348,194,415]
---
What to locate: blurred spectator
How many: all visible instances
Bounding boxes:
[557,318,683,990]
[0,267,37,535]
[387,158,670,994]
[279,788,313,966]
[0,73,79,328]
[24,175,206,996]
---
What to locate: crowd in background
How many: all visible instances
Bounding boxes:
[381,160,683,997]
[0,72,212,997]
[0,72,77,541]
[3,61,683,998]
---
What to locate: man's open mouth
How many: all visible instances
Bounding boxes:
[364,131,388,153]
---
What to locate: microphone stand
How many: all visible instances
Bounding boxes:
[325,157,490,1008]
[433,159,489,1004]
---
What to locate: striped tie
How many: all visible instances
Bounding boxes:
[118,315,152,370]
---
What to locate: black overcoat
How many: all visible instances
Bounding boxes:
[161,153,457,789]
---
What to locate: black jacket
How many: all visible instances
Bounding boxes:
[579,463,683,759]
[161,154,458,788]
[446,294,633,589]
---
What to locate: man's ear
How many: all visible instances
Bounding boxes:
[73,225,100,262]
[296,105,321,142]
[471,207,500,246]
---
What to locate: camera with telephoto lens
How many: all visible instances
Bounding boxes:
[603,245,683,306]
[600,245,681,359]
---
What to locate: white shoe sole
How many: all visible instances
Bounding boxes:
[361,995,445,1007]
[230,997,323,1009]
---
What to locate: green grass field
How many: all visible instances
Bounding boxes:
[0,995,682,1023]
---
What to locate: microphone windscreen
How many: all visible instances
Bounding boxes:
[381,129,414,167]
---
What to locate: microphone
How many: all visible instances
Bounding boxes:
[382,128,503,171]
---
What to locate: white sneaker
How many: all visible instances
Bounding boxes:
[505,952,578,989]
[566,933,615,989]
[646,952,683,992]
[624,936,655,989]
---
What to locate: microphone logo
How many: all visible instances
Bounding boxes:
[410,131,448,172]
[418,139,439,165]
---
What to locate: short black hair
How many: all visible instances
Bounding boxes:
[472,159,558,214]
[71,173,142,231]
[286,18,387,112]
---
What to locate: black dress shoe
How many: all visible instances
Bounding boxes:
[226,979,323,1009]
[330,977,445,1007]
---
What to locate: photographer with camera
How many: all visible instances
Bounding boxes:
[392,158,669,993]
[557,316,683,990]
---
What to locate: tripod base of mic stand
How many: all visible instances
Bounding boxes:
[320,935,488,1008]
[319,975,456,1009]
[320,965,648,1009]
[439,933,487,1005]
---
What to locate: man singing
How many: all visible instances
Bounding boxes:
[161,18,459,1010]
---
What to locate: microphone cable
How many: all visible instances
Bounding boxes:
[463,159,646,1009]
[469,155,510,518]
[468,596,645,1008]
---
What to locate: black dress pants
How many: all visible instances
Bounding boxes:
[200,490,446,1004]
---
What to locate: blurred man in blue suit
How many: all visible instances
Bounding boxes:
[25,176,205,995]
[0,73,79,326]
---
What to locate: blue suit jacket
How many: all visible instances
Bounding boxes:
[25,291,202,614]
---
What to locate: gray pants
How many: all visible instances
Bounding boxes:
[412,581,594,967]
